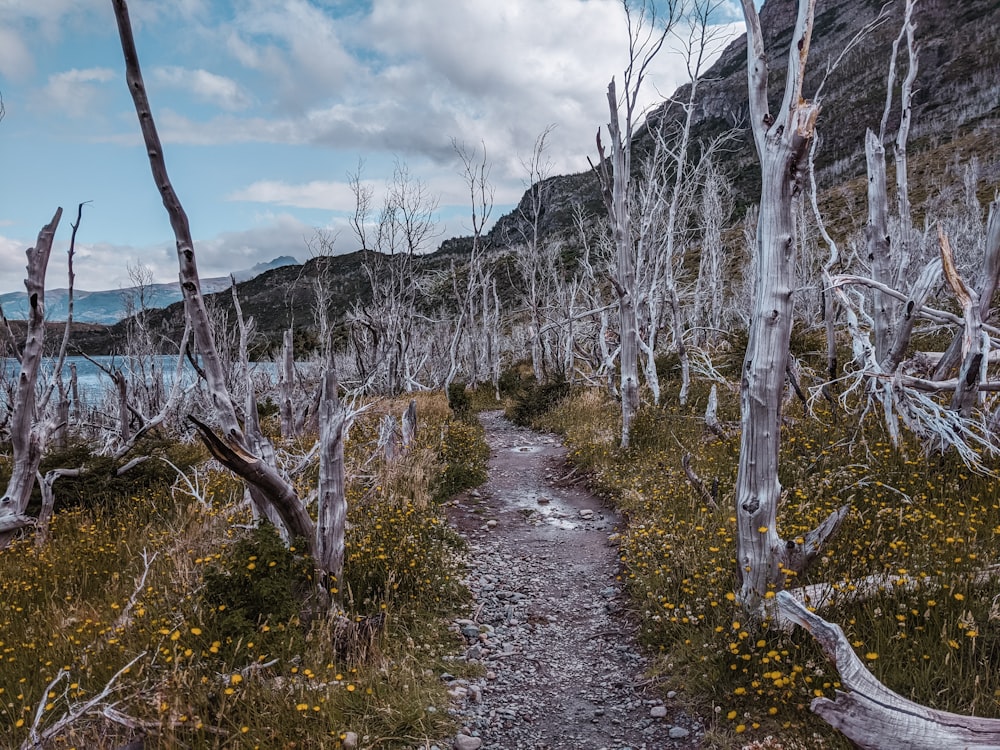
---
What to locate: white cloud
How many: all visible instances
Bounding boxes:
[227,179,360,211]
[146,0,738,184]
[38,67,116,118]
[153,66,253,111]
[226,0,360,110]
[0,26,33,79]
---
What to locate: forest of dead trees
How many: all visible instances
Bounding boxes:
[2,0,1000,747]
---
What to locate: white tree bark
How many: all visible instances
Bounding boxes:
[316,368,347,585]
[279,328,296,438]
[0,209,62,546]
[113,0,314,544]
[734,0,847,610]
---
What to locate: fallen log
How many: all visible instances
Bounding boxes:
[775,590,1000,749]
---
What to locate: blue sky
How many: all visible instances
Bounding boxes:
[0,0,741,295]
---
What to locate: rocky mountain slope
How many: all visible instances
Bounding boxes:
[0,257,299,325]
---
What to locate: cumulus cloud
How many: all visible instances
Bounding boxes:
[153,66,253,111]
[225,0,360,111]
[152,1,738,184]
[0,26,33,79]
[37,67,116,118]
[227,179,360,211]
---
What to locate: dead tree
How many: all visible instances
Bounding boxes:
[316,368,347,589]
[401,399,417,449]
[445,140,496,393]
[348,162,437,394]
[113,0,314,547]
[0,209,62,545]
[511,127,558,383]
[592,0,681,448]
[734,0,848,612]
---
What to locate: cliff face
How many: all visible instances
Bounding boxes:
[493,0,1000,242]
[670,0,1000,191]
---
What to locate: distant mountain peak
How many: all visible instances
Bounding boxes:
[231,256,300,283]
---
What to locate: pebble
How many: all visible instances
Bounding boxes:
[341,731,358,749]
[650,705,668,718]
[453,734,482,750]
[669,726,690,739]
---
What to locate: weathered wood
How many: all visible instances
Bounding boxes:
[0,209,62,548]
[681,454,717,509]
[114,0,311,541]
[776,591,1000,750]
[279,328,295,438]
[401,399,417,449]
[735,0,829,609]
[316,368,347,585]
[865,128,894,362]
[189,416,314,541]
[599,79,641,448]
[934,199,1000,379]
[704,384,723,437]
[379,414,399,462]
[880,257,942,372]
[940,226,989,415]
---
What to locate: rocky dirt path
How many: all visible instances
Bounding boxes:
[442,411,703,750]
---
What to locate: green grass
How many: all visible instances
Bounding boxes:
[536,378,1000,748]
[0,392,484,749]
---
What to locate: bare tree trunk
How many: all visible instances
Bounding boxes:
[401,399,417,450]
[113,0,313,544]
[934,199,1000,378]
[734,0,847,611]
[316,368,347,585]
[379,414,399,461]
[940,227,988,416]
[279,328,295,438]
[0,209,62,546]
[866,129,894,363]
[35,467,82,548]
[601,80,640,448]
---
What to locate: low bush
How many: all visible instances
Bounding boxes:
[447,380,472,419]
[505,375,571,427]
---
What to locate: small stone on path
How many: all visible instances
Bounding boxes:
[650,705,668,718]
[454,734,482,750]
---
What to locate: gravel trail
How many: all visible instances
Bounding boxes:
[442,411,703,750]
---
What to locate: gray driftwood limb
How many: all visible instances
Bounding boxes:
[776,591,1000,749]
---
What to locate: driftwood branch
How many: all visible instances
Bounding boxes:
[681,453,718,509]
[776,591,1000,749]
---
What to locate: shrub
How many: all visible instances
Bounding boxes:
[435,417,489,499]
[200,524,315,661]
[505,375,571,427]
[447,380,472,419]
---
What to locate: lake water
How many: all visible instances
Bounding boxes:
[1,355,277,402]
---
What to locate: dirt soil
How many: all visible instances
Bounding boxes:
[442,411,703,750]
